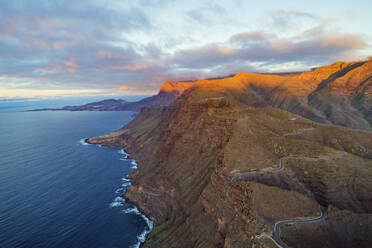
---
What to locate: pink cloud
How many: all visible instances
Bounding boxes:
[97,49,113,59]
[118,86,134,91]
[64,59,79,73]
[111,64,148,71]
[36,65,63,74]
[53,41,68,50]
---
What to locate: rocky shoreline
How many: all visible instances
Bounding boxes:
[86,61,372,248]
[85,138,154,247]
[88,107,372,248]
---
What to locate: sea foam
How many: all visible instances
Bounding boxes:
[115,148,153,247]
[115,188,125,194]
[124,206,154,248]
[119,149,129,157]
[130,160,138,169]
[122,182,131,187]
[79,138,102,147]
[109,196,125,207]
[79,138,90,145]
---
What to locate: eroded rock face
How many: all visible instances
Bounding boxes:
[308,61,372,129]
[89,60,372,248]
[38,60,372,130]
[90,99,372,247]
[280,206,372,248]
[159,81,195,97]
[162,60,372,130]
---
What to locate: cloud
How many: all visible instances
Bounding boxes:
[112,64,148,71]
[0,0,154,90]
[268,9,316,31]
[53,41,68,50]
[0,86,114,99]
[36,66,64,74]
[186,2,226,24]
[230,31,276,44]
[169,26,368,72]
[0,1,370,98]
[119,86,133,91]
[64,59,79,73]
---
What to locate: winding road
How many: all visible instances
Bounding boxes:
[231,128,348,248]
[272,206,327,248]
[236,151,346,248]
[231,151,347,182]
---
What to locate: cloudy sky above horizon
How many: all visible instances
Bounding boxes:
[1,0,371,99]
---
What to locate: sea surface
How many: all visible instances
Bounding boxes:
[0,102,152,248]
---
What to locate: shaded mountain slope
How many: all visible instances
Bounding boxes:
[184,60,372,129]
[88,73,372,248]
[308,61,372,128]
[31,60,372,131]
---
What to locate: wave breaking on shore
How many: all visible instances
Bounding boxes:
[123,206,154,248]
[89,144,154,247]
[117,147,154,247]
[80,139,154,247]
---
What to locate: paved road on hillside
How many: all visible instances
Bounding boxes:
[272,206,327,248]
[233,151,346,248]
[231,151,347,182]
[231,128,348,248]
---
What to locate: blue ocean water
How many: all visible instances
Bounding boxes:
[0,103,151,248]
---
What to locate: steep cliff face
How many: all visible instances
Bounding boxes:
[308,61,372,128]
[89,92,372,247]
[159,81,195,97]
[39,60,372,130]
[184,60,372,129]
[88,60,372,248]
[132,81,195,110]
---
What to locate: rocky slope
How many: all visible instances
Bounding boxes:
[182,60,371,129]
[88,60,372,248]
[34,60,372,131]
[308,61,372,128]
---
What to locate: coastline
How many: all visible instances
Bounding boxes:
[83,138,154,248]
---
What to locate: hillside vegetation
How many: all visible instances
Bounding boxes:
[88,60,372,248]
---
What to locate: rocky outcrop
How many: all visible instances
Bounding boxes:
[33,60,372,130]
[88,60,372,248]
[185,60,372,129]
[308,61,372,129]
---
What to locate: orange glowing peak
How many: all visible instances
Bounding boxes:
[159,81,195,96]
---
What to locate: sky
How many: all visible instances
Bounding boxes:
[0,0,371,100]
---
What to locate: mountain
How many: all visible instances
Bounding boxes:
[308,61,372,128]
[87,60,372,248]
[184,60,371,130]
[29,80,194,112]
[33,60,372,130]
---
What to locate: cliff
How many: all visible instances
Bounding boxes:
[88,60,372,248]
[185,60,371,129]
[33,61,372,131]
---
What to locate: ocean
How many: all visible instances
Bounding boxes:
[0,101,152,248]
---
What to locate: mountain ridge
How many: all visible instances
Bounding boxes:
[31,60,372,130]
[86,59,372,248]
